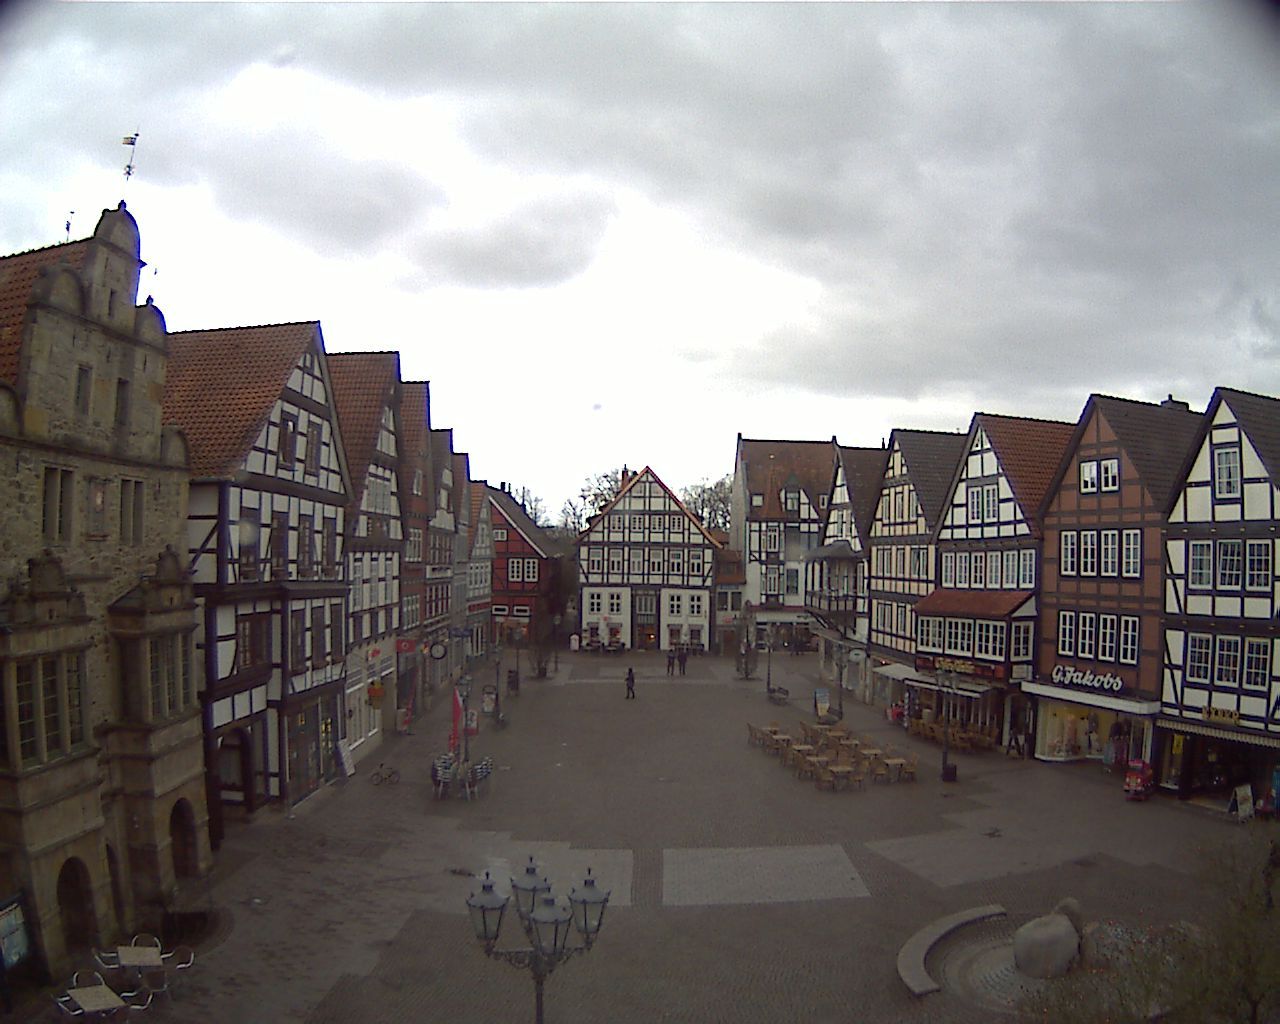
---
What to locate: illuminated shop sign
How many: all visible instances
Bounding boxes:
[1051,664,1126,693]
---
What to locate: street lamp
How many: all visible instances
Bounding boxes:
[940,669,958,783]
[466,857,610,1024]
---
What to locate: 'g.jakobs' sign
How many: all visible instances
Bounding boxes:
[1051,664,1125,693]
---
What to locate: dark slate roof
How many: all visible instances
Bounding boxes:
[327,351,400,505]
[837,445,890,548]
[1216,388,1280,485]
[977,413,1075,532]
[738,437,834,519]
[1093,395,1205,510]
[893,429,969,528]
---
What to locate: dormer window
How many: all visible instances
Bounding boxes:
[784,491,799,512]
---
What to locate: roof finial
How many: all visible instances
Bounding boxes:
[64,210,74,242]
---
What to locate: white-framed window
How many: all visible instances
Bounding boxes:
[1214,446,1242,500]
[608,592,622,615]
[967,488,982,523]
[493,527,507,541]
[1080,461,1098,494]
[986,552,1001,588]
[1078,612,1096,659]
[1003,550,1019,590]
[956,552,970,588]
[1058,611,1076,656]
[751,493,763,508]
[785,568,799,595]
[1013,619,1034,660]
[632,514,645,532]
[975,621,1005,659]
[668,593,683,616]
[689,551,704,576]
[765,566,780,594]
[1122,530,1142,578]
[1214,636,1240,686]
[784,491,799,512]
[1098,614,1117,661]
[1119,616,1139,664]
[1189,540,1213,588]
[918,617,944,651]
[609,549,622,573]
[972,552,985,589]
[630,550,644,575]
[650,549,663,574]
[1079,531,1098,576]
[1060,532,1077,576]
[1100,458,1120,492]
[1218,540,1243,589]
[406,528,423,563]
[509,559,524,582]
[896,602,908,637]
[669,550,684,575]
[1100,530,1119,577]
[983,484,999,522]
[491,604,509,616]
[945,618,974,655]
[766,525,780,552]
[524,558,538,582]
[1186,634,1212,682]
[588,548,602,575]
[1019,549,1036,589]
[689,593,703,616]
[1246,540,1271,592]
[941,552,955,587]
[587,592,601,614]
[1244,639,1270,689]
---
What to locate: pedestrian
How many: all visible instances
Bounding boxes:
[666,650,675,676]
[677,649,688,676]
[625,667,636,699]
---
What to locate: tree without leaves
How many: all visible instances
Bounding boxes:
[679,474,733,533]
[557,497,585,535]
[578,467,627,517]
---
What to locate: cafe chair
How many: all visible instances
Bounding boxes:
[70,970,106,989]
[51,994,85,1017]
[119,989,154,1011]
[900,755,919,782]
[131,933,162,948]
[92,949,121,972]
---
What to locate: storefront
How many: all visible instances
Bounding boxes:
[1021,677,1159,767]
[1155,715,1280,803]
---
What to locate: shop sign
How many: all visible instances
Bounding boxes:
[1203,705,1241,725]
[917,655,1005,680]
[1051,664,1125,693]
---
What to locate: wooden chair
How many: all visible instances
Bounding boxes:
[900,755,919,782]
[871,758,890,785]
[796,756,816,781]
[849,765,867,791]
[814,763,836,791]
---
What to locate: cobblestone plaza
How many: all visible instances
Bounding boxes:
[129,652,1245,1024]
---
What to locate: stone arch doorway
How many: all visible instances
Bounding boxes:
[56,858,97,951]
[169,800,199,880]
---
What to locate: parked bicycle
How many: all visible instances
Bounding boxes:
[369,762,400,785]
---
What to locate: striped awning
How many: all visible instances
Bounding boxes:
[1157,717,1280,750]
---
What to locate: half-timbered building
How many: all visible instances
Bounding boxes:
[805,444,888,698]
[426,430,459,685]
[866,429,967,706]
[0,203,211,976]
[730,436,831,650]
[1034,395,1201,769]
[1162,387,1280,800]
[397,381,434,714]
[577,468,720,652]
[328,352,403,763]
[466,477,494,660]
[163,321,351,840]
[911,414,1074,746]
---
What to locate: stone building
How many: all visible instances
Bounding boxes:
[0,203,211,978]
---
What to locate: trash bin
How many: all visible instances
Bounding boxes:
[941,763,958,783]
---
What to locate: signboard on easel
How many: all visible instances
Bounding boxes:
[336,739,356,778]
[1229,783,1254,822]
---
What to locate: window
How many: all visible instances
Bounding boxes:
[117,478,143,546]
[967,488,982,523]
[1214,636,1240,686]
[524,558,538,583]
[1189,540,1213,588]
[1100,530,1119,576]
[716,592,728,611]
[114,378,130,427]
[42,467,73,542]
[290,609,307,673]
[402,594,420,630]
[16,662,36,765]
[1019,549,1036,589]
[1119,617,1139,664]
[411,469,423,495]
[668,593,683,616]
[1246,540,1271,591]
[311,605,329,665]
[945,619,974,655]
[74,365,92,416]
[1003,551,1019,590]
[85,478,108,537]
[986,552,1001,588]
[1122,530,1142,578]
[941,552,955,587]
[1079,461,1098,493]
[406,528,423,563]
[298,515,315,577]
[650,550,663,574]
[608,592,622,615]
[784,491,799,512]
[1218,540,1243,589]
[509,559,524,582]
[238,507,260,580]
[689,593,703,616]
[588,548,602,575]
[1186,634,1212,683]
[956,552,970,588]
[330,602,345,661]
[1079,531,1098,576]
[609,549,622,573]
[670,550,684,576]
[689,552,703,576]
[493,527,507,541]
[766,525,780,552]
[975,621,1005,659]
[1244,639,1270,689]
[630,550,644,575]
[1098,614,1117,661]
[322,518,338,578]
[17,651,87,764]
[1060,532,1077,576]
[236,614,270,671]
[587,592,602,614]
[1077,613,1096,659]
[785,568,799,595]
[983,484,999,522]
[751,493,763,508]
[765,566,780,594]
[919,617,944,651]
[278,412,298,467]
[1214,446,1242,500]
[270,511,289,577]
[1100,458,1119,492]
[1012,621,1033,660]
[304,423,322,475]
[972,552,985,588]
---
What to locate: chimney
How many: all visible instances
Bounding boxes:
[1161,394,1191,412]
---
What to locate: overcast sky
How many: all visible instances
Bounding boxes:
[2,1,1277,518]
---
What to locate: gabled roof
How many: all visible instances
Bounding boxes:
[836,445,890,548]
[1042,394,1204,515]
[400,381,431,454]
[430,428,455,514]
[1162,387,1280,514]
[583,466,724,549]
[163,321,323,479]
[488,484,558,558]
[974,413,1075,529]
[0,239,92,385]
[453,452,470,525]
[327,351,400,504]
[891,429,969,528]
[468,478,489,549]
[737,436,833,519]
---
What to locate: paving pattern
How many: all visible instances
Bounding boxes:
[39,650,1258,1024]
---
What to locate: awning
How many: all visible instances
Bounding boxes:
[873,663,993,699]
[1022,680,1161,716]
[1156,716,1280,750]
[913,589,1035,618]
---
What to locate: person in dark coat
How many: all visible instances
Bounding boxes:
[677,649,688,675]
[625,667,636,699]
[666,651,675,676]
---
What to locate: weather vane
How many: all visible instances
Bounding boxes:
[64,211,74,243]
[122,132,139,184]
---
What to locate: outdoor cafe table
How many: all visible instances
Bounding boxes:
[789,743,814,766]
[117,945,163,968]
[861,748,883,761]
[68,985,124,1016]
[828,765,854,790]
[883,757,907,781]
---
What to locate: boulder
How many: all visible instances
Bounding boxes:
[1014,913,1080,979]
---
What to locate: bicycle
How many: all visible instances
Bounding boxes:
[369,762,400,785]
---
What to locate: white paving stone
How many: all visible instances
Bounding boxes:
[663,844,870,906]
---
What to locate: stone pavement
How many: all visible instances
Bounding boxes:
[33,651,1258,1022]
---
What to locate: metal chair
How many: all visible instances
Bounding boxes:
[92,949,121,973]
[70,970,106,989]
[119,989,154,1011]
[131,933,161,948]
[51,994,84,1018]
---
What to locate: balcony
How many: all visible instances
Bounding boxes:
[804,589,859,629]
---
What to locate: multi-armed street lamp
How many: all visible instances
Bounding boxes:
[466,856,610,1024]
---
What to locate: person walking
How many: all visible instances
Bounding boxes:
[677,649,688,676]
[625,667,636,700]
[666,650,675,676]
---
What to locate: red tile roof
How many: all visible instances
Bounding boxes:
[327,351,400,504]
[738,437,834,519]
[0,239,92,385]
[163,322,320,478]
[400,381,431,454]
[913,589,1033,618]
[977,413,1076,525]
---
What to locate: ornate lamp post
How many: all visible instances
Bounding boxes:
[466,857,610,1024]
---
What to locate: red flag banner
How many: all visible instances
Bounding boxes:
[395,638,415,654]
